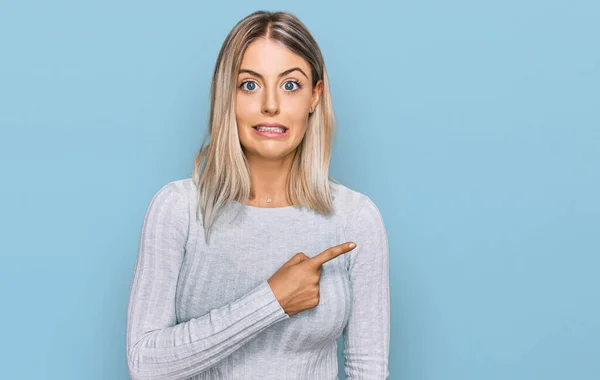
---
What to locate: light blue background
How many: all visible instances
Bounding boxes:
[1,1,598,379]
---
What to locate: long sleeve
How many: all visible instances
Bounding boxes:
[126,183,290,380]
[342,196,391,379]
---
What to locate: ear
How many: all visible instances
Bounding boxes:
[311,79,324,110]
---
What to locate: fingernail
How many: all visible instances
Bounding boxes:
[348,243,356,248]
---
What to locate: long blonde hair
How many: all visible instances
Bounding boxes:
[192,10,338,244]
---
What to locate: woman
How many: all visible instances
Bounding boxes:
[126,10,390,380]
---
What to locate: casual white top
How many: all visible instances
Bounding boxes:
[126,177,390,379]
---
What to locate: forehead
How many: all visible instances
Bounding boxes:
[239,38,310,75]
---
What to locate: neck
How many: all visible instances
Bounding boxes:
[245,150,295,207]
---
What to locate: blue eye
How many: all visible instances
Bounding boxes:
[240,81,257,92]
[283,81,301,91]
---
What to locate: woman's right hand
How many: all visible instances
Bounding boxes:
[267,242,357,317]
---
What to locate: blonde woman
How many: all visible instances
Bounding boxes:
[126,10,390,380]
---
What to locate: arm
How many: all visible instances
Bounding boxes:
[126,183,289,380]
[343,196,391,379]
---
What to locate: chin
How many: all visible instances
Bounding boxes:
[245,145,298,160]
[260,150,295,160]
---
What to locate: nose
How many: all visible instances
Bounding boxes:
[261,85,280,116]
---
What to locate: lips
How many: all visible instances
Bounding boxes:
[252,125,289,138]
[252,122,288,131]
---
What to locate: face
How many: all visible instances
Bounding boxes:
[235,38,323,162]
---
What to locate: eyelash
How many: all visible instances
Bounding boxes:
[238,79,304,93]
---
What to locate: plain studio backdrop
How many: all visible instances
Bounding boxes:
[0,0,598,379]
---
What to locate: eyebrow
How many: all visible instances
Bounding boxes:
[238,67,309,80]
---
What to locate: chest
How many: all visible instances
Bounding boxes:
[175,210,352,346]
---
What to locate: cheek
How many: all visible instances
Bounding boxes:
[282,98,311,120]
[235,95,257,122]
[234,101,247,123]
[290,111,310,133]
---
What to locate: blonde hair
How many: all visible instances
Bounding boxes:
[192,10,338,244]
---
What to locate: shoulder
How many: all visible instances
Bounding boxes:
[155,177,195,197]
[329,178,379,218]
[145,178,195,218]
[150,178,195,202]
[140,179,192,245]
[330,181,385,229]
[329,178,385,229]
[329,180,388,270]
[329,179,364,214]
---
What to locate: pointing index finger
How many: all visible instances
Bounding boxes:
[310,242,356,267]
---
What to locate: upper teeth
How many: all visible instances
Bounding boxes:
[255,126,286,132]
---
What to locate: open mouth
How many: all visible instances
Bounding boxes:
[252,125,289,137]
[253,125,288,133]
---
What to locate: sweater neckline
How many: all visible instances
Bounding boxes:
[231,199,303,216]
